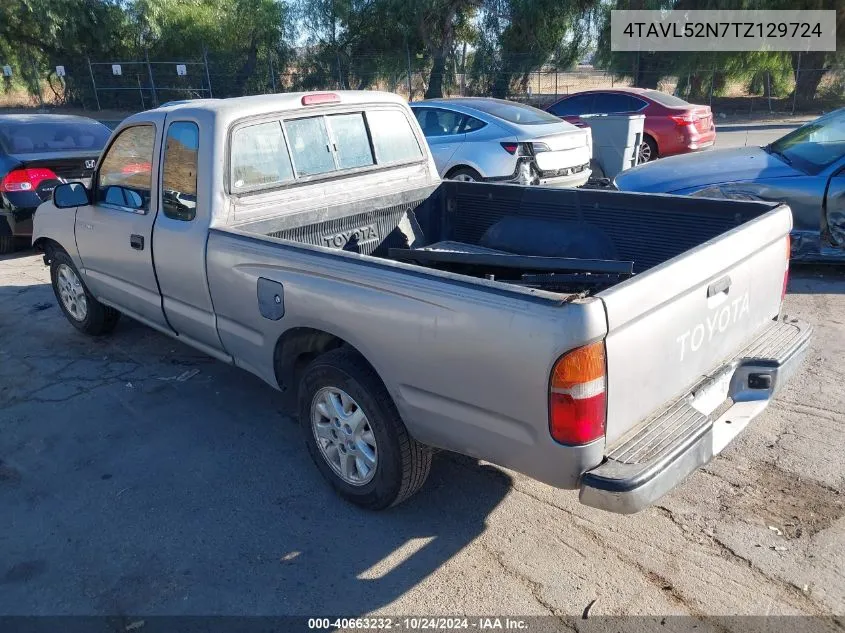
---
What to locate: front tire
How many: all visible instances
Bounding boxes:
[49,249,120,336]
[299,347,432,509]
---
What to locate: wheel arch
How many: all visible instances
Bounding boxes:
[273,326,385,411]
[32,201,82,265]
[643,131,659,155]
[33,236,64,262]
[444,164,484,180]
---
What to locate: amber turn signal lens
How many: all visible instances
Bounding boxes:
[549,342,607,445]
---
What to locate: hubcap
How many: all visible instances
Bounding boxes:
[56,264,88,322]
[311,387,377,486]
[638,141,653,163]
[452,173,476,182]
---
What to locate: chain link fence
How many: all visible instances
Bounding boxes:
[2,51,843,117]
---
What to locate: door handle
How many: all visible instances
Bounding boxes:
[130,234,144,250]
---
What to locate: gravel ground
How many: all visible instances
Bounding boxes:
[0,251,843,623]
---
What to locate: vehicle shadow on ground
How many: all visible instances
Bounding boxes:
[0,279,512,618]
[0,246,37,263]
[787,263,845,295]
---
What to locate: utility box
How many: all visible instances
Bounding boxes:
[581,114,645,181]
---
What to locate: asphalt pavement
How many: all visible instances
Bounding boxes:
[713,120,806,150]
[1,252,843,622]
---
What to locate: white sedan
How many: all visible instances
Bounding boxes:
[410,98,592,187]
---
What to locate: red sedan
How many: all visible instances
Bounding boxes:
[546,88,716,164]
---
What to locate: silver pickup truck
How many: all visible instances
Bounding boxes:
[32,91,811,513]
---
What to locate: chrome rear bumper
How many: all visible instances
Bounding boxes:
[579,317,812,514]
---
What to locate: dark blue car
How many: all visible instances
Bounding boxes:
[614,108,845,262]
[0,114,111,254]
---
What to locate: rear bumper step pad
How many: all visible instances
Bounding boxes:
[579,317,812,514]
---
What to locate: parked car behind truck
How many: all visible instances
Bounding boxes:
[33,91,810,513]
[614,108,845,263]
[0,114,111,253]
[410,98,592,187]
[546,88,716,164]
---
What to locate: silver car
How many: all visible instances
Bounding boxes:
[410,98,592,187]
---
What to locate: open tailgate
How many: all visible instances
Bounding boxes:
[598,204,792,446]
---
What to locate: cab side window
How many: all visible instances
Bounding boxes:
[162,122,199,221]
[97,125,155,212]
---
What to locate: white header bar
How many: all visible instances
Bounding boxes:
[611,10,836,52]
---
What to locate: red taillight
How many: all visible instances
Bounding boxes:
[1,168,58,192]
[669,114,696,127]
[782,234,790,301]
[549,342,607,445]
[500,142,518,155]
[301,92,340,106]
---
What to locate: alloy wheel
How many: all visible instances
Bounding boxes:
[311,387,378,486]
[56,264,88,322]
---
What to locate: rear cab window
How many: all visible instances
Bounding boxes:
[367,110,423,164]
[325,113,374,169]
[229,105,422,193]
[231,121,294,191]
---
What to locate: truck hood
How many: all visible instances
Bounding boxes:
[614,146,803,194]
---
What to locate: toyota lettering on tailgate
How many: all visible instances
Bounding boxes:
[676,291,750,361]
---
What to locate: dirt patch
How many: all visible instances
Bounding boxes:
[729,462,844,539]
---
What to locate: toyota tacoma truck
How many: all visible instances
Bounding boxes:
[32,91,811,513]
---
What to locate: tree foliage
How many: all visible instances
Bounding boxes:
[2,0,840,108]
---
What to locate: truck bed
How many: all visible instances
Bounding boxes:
[234,181,776,296]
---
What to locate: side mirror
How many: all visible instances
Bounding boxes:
[53,182,90,209]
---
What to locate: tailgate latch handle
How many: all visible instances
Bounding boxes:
[707,275,731,298]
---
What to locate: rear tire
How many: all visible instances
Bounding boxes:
[50,249,120,336]
[298,347,432,509]
[0,235,14,255]
[638,135,658,164]
[446,166,483,182]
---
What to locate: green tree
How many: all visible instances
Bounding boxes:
[481,0,598,98]
[130,0,292,97]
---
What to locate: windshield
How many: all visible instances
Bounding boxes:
[767,109,845,175]
[461,99,564,125]
[643,90,691,108]
[0,119,111,155]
